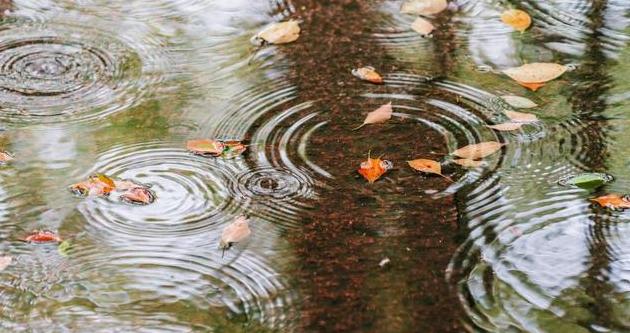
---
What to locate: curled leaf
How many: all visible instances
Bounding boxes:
[503,63,567,84]
[558,173,613,190]
[591,194,630,210]
[411,17,435,36]
[358,153,392,183]
[120,187,155,205]
[452,141,505,160]
[23,230,62,243]
[487,123,523,131]
[186,139,224,156]
[220,216,251,252]
[70,174,115,197]
[352,66,383,84]
[252,20,300,45]
[0,256,11,271]
[501,9,531,32]
[453,159,486,168]
[401,0,447,15]
[354,102,392,130]
[505,110,538,123]
[500,95,538,109]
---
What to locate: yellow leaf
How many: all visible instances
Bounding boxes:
[354,102,392,130]
[401,0,447,16]
[254,20,301,45]
[220,216,251,250]
[452,141,504,160]
[352,66,383,84]
[503,63,567,84]
[505,110,538,123]
[501,9,531,32]
[411,17,435,36]
[487,123,523,131]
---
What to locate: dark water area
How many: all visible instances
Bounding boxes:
[0,0,627,332]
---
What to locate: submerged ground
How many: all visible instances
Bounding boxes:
[0,0,628,332]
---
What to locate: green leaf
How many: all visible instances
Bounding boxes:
[559,173,613,190]
[58,240,72,256]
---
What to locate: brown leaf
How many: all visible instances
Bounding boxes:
[352,66,383,84]
[452,141,504,160]
[114,179,144,191]
[487,123,523,131]
[0,151,13,163]
[186,139,225,156]
[70,175,115,197]
[401,0,447,15]
[591,194,630,209]
[411,17,435,36]
[408,158,452,181]
[253,20,301,45]
[517,81,546,91]
[0,256,11,271]
[505,110,538,123]
[354,102,392,130]
[503,63,567,84]
[453,159,485,168]
[120,187,155,205]
[501,9,531,32]
[220,216,251,250]
[358,153,392,184]
[23,230,62,243]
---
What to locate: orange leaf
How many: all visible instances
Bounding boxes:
[0,151,13,163]
[120,187,155,205]
[408,158,452,181]
[70,175,115,197]
[452,142,505,160]
[24,230,62,243]
[354,102,392,130]
[487,123,523,131]
[358,153,391,183]
[186,139,225,156]
[453,159,485,168]
[591,194,630,209]
[352,66,383,84]
[517,81,546,91]
[501,9,531,32]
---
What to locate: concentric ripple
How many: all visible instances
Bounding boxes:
[0,24,157,123]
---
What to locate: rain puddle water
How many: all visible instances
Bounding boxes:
[0,0,627,332]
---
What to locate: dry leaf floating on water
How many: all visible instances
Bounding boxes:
[252,20,301,45]
[186,139,225,156]
[120,187,155,205]
[358,153,392,184]
[453,159,486,168]
[352,66,384,84]
[501,9,532,32]
[503,63,567,84]
[452,141,504,160]
[411,17,435,36]
[0,151,13,164]
[220,216,252,255]
[401,0,448,16]
[591,194,630,210]
[487,123,523,131]
[354,102,392,130]
[70,174,116,197]
[407,158,451,181]
[505,110,538,123]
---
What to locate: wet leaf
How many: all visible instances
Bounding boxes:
[221,141,247,159]
[408,158,451,181]
[503,63,567,84]
[500,9,531,32]
[186,139,224,156]
[252,20,300,45]
[220,216,251,251]
[24,230,62,243]
[411,17,435,36]
[505,110,538,123]
[70,174,115,197]
[501,95,537,109]
[517,81,546,91]
[353,102,392,130]
[591,194,630,210]
[558,173,613,190]
[358,153,392,184]
[114,179,144,191]
[0,151,13,163]
[352,66,383,84]
[58,241,72,256]
[0,256,11,271]
[453,159,485,168]
[452,141,504,160]
[401,0,447,16]
[120,187,155,205]
[487,123,523,131]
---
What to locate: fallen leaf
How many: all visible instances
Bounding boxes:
[517,81,546,91]
[411,17,435,36]
[591,194,630,209]
[252,20,300,45]
[23,230,62,243]
[58,240,72,256]
[220,216,251,253]
[120,187,155,205]
[453,159,485,168]
[0,256,11,271]
[187,139,224,156]
[500,95,538,108]
[222,141,247,159]
[505,110,538,123]
[487,123,523,131]
[114,179,144,191]
[558,173,613,190]
[352,66,383,84]
[358,153,392,183]
[501,9,531,32]
[401,0,447,15]
[408,158,451,181]
[354,102,393,130]
[503,63,567,84]
[70,174,115,197]
[452,142,504,160]
[0,151,13,163]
